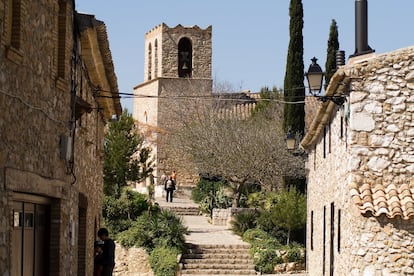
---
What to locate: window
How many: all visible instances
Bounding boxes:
[178,37,192,78]
[10,0,22,49]
[311,210,314,250]
[154,39,158,78]
[323,127,327,159]
[337,209,341,253]
[57,0,68,79]
[328,122,332,154]
[5,0,23,63]
[148,43,152,80]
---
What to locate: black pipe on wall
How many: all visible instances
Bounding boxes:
[352,0,374,57]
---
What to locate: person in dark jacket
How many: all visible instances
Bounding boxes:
[164,176,176,202]
[97,228,115,276]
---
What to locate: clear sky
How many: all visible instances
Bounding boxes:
[76,0,414,112]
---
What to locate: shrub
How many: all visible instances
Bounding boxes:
[255,249,282,273]
[193,179,232,215]
[230,210,258,236]
[152,210,188,251]
[102,189,149,235]
[192,178,224,203]
[256,210,287,244]
[116,209,188,252]
[285,243,305,263]
[149,246,180,276]
[243,229,283,274]
[243,228,271,243]
[269,186,306,245]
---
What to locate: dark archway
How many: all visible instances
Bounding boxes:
[178,37,192,78]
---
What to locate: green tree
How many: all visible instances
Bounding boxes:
[325,19,339,89]
[252,86,283,120]
[283,0,305,136]
[270,186,306,245]
[103,110,153,197]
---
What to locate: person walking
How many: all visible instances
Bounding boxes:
[97,228,115,276]
[164,176,175,202]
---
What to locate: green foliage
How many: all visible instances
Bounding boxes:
[192,178,232,215]
[240,187,307,273]
[243,228,305,273]
[325,19,339,89]
[247,191,278,210]
[283,0,305,135]
[104,110,154,197]
[230,210,259,236]
[117,209,188,252]
[149,246,180,276]
[286,244,305,263]
[191,178,225,203]
[252,86,283,120]
[269,186,306,245]
[102,189,149,235]
[243,229,282,273]
[256,210,287,243]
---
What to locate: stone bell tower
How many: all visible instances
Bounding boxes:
[133,23,213,189]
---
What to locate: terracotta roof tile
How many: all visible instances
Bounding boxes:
[351,181,414,220]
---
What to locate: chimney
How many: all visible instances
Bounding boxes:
[351,0,374,57]
[336,50,345,68]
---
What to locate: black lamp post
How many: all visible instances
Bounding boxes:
[305,57,346,106]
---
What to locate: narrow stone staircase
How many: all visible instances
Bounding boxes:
[180,243,257,276]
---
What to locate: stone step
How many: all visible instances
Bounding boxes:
[181,242,256,276]
[184,258,253,265]
[183,263,255,270]
[183,253,252,259]
[161,206,200,216]
[181,274,257,276]
[180,269,257,275]
[186,244,250,250]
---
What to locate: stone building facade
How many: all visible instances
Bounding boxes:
[133,23,213,188]
[301,46,414,275]
[0,1,121,275]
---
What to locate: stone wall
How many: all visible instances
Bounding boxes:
[305,102,351,275]
[143,23,212,81]
[212,208,251,226]
[157,78,213,187]
[306,46,414,275]
[0,1,118,274]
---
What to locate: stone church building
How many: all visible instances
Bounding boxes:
[133,23,258,190]
[301,46,414,275]
[0,1,121,275]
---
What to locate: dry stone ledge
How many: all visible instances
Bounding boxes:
[114,243,154,276]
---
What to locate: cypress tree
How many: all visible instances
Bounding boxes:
[325,19,339,89]
[283,0,305,136]
[283,0,306,193]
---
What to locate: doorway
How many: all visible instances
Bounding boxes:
[12,195,51,276]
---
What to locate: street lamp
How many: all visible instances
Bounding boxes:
[305,57,346,106]
[286,131,296,150]
[305,57,324,96]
